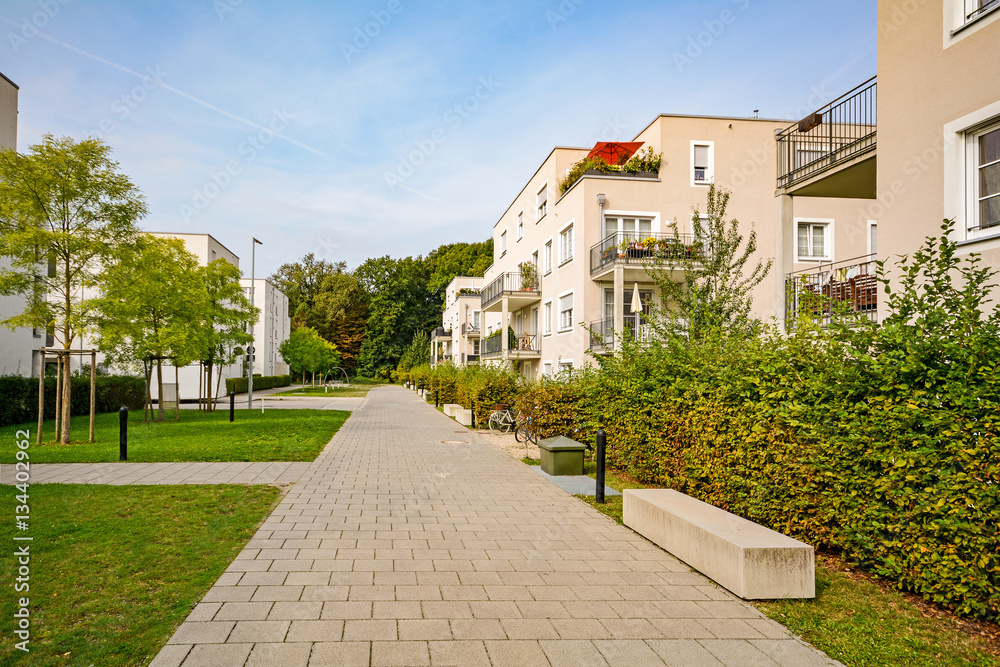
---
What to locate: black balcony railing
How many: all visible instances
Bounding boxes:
[482,334,503,357]
[777,77,876,190]
[590,231,703,276]
[588,316,653,351]
[461,322,480,336]
[512,332,539,354]
[481,270,541,309]
[785,255,878,327]
[463,353,480,364]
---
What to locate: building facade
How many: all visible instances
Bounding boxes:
[431,276,483,367]
[240,278,291,377]
[0,72,43,377]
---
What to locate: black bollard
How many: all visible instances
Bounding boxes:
[119,406,128,461]
[229,392,235,422]
[595,428,606,503]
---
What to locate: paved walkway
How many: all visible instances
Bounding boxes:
[1,461,310,486]
[152,385,840,667]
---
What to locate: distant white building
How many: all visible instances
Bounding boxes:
[240,278,290,377]
[0,71,43,377]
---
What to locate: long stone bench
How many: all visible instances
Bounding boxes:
[623,489,814,599]
[443,403,462,418]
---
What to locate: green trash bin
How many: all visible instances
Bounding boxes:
[538,436,586,476]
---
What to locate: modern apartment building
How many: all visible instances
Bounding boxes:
[474,114,869,379]
[431,276,484,367]
[0,72,43,377]
[777,0,1000,324]
[240,278,291,377]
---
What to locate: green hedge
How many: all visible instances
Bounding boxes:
[0,375,146,427]
[224,375,291,395]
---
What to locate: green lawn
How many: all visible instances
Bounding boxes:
[272,384,376,398]
[572,463,1000,667]
[0,484,280,667]
[0,409,348,463]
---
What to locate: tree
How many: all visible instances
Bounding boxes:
[269,254,344,328]
[95,235,204,422]
[0,135,146,443]
[197,259,257,410]
[278,326,340,387]
[313,271,367,371]
[398,330,430,371]
[651,185,771,341]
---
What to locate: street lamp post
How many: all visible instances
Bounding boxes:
[248,237,262,408]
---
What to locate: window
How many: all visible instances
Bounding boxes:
[543,301,552,335]
[970,124,1000,234]
[544,241,552,274]
[472,310,480,329]
[500,230,507,256]
[559,224,574,265]
[531,250,539,269]
[517,212,524,240]
[543,362,553,377]
[692,141,714,185]
[603,216,653,240]
[946,0,1000,43]
[558,293,574,332]
[558,360,573,373]
[868,221,878,255]
[536,185,548,221]
[796,220,832,261]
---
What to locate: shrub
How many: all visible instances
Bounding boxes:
[0,375,145,427]
[224,374,291,395]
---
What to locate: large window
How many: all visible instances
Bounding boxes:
[691,141,714,186]
[558,293,574,332]
[543,301,552,335]
[559,224,574,265]
[544,241,552,274]
[603,216,652,240]
[536,184,548,221]
[796,220,831,261]
[971,124,1000,234]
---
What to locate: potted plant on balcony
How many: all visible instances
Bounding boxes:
[518,262,539,291]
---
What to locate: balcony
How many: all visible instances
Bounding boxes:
[462,353,480,364]
[461,322,481,337]
[785,255,878,328]
[481,331,541,360]
[590,231,703,280]
[588,317,653,353]
[481,270,541,312]
[430,327,452,342]
[776,76,876,198]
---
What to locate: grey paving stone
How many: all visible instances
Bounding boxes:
[244,641,311,667]
[308,641,371,666]
[540,639,612,666]
[180,642,251,666]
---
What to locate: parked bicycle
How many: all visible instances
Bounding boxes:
[514,414,539,445]
[488,404,516,435]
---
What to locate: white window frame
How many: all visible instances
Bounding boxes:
[543,239,553,275]
[558,360,574,374]
[795,218,834,262]
[557,290,574,334]
[542,361,553,377]
[967,120,1000,239]
[867,220,878,256]
[558,221,574,266]
[691,140,714,186]
[602,211,660,239]
[536,183,548,222]
[944,0,1000,46]
[517,211,524,240]
[543,300,553,336]
[944,101,1000,246]
[500,230,507,257]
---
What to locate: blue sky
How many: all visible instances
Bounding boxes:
[0,0,876,278]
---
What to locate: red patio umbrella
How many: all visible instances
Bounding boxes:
[587,141,644,166]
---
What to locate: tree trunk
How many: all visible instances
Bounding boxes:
[60,351,71,444]
[174,362,180,421]
[206,359,214,412]
[156,357,165,422]
[214,363,225,411]
[89,350,96,442]
[143,359,152,423]
[54,354,62,441]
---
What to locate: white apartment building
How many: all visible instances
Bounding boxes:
[0,71,43,377]
[431,276,483,367]
[240,278,291,376]
[477,114,871,379]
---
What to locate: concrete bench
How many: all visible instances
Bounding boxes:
[443,403,462,418]
[455,408,474,427]
[623,489,814,599]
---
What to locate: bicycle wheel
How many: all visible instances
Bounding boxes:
[514,424,525,442]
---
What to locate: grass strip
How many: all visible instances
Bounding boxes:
[271,385,375,398]
[0,484,280,667]
[572,463,1000,667]
[0,409,348,463]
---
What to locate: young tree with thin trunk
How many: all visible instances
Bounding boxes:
[0,135,145,443]
[279,326,340,388]
[197,259,257,411]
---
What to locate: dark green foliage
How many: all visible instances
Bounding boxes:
[224,374,291,395]
[0,375,145,427]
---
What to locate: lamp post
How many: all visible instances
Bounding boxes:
[248,237,262,408]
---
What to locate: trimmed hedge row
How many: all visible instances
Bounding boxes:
[224,375,291,395]
[0,375,146,427]
[397,363,523,426]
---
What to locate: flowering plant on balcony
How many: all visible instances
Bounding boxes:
[518,262,539,291]
[558,146,664,193]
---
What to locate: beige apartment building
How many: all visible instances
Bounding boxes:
[779,0,1000,324]
[471,114,869,379]
[431,276,484,367]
